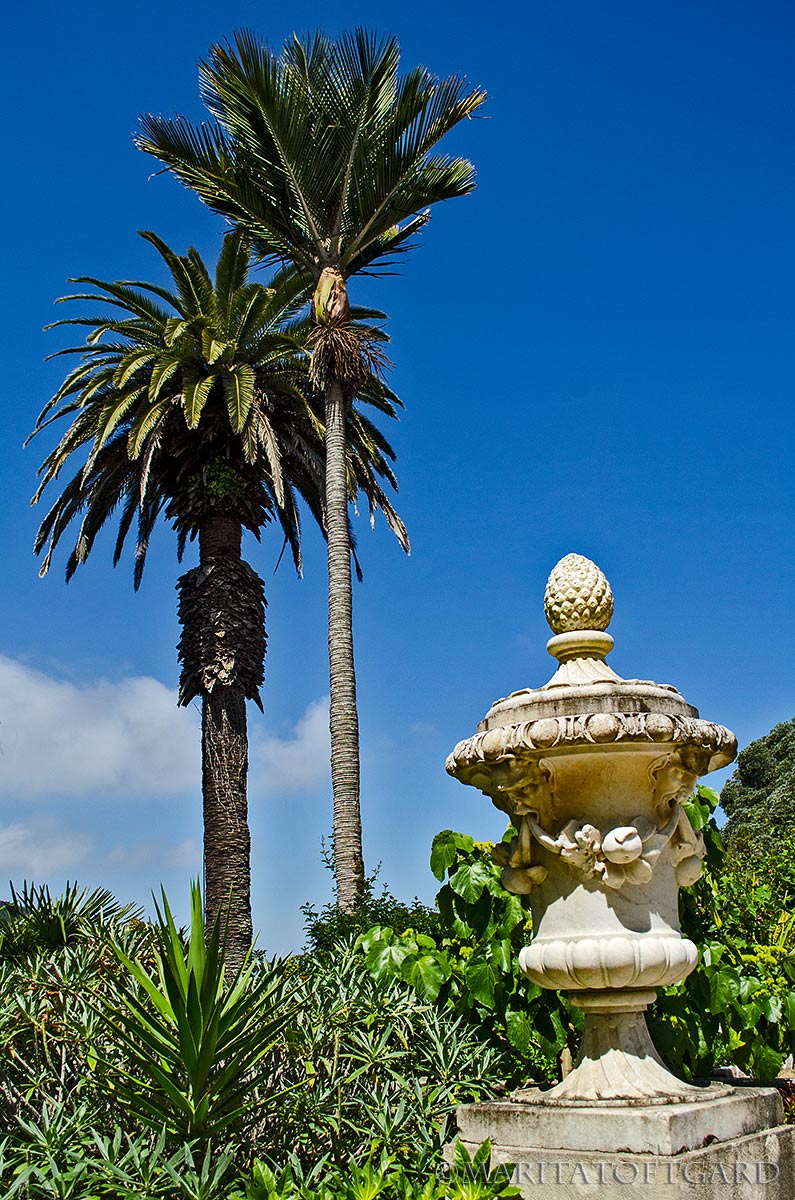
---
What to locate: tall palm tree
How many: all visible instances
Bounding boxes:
[137,28,485,910]
[29,229,406,963]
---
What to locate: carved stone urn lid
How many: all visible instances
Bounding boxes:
[447,554,737,778]
[480,554,698,728]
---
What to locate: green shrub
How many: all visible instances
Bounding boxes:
[0,881,507,1198]
[301,865,439,954]
[361,787,795,1087]
[258,937,499,1177]
[99,884,296,1146]
[359,831,576,1086]
[651,786,795,1082]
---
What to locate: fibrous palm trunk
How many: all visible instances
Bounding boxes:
[325,378,365,911]
[177,511,266,967]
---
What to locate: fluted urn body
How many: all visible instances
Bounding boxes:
[446,555,737,1103]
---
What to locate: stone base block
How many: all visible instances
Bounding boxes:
[450,1089,795,1199]
[457,1087,781,1156]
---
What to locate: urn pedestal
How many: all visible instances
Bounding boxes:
[444,555,794,1198]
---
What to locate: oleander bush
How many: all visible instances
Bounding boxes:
[0,882,513,1199]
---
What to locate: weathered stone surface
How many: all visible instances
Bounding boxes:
[446,554,738,1102]
[455,1088,783,1156]
[544,553,614,634]
[454,1131,795,1199]
[450,1090,794,1198]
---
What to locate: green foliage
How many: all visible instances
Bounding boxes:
[360,831,575,1084]
[30,230,406,588]
[204,459,246,503]
[721,718,795,885]
[228,1140,519,1199]
[100,882,294,1145]
[5,798,795,1199]
[361,789,795,1089]
[651,786,795,1083]
[0,882,141,961]
[0,882,507,1197]
[137,30,486,280]
[302,864,439,954]
[260,939,498,1177]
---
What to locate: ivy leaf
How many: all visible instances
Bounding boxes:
[493,894,528,939]
[430,830,475,880]
[763,994,784,1024]
[430,831,460,881]
[364,938,411,981]
[491,938,514,975]
[357,926,392,955]
[533,1003,566,1051]
[739,976,763,1002]
[505,1010,537,1055]
[749,1042,785,1084]
[401,953,450,1002]
[702,942,725,969]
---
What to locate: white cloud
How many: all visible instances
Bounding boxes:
[253,697,330,794]
[0,654,328,806]
[163,837,200,869]
[0,655,198,800]
[0,818,92,876]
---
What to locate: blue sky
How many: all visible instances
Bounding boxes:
[3,0,794,950]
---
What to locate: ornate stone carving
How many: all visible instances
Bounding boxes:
[482,757,554,818]
[447,711,736,786]
[544,553,614,633]
[446,553,738,1107]
[519,935,699,992]
[493,800,702,896]
[514,991,710,1103]
[492,816,548,893]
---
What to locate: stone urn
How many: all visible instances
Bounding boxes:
[446,554,737,1103]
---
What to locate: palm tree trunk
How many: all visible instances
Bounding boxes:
[325,378,365,911]
[177,511,265,968]
[202,683,251,966]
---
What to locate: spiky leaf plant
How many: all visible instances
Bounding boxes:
[101,882,294,1146]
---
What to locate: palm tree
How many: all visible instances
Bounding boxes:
[137,28,485,910]
[29,229,406,963]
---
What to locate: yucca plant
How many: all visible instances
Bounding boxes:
[100,882,295,1145]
